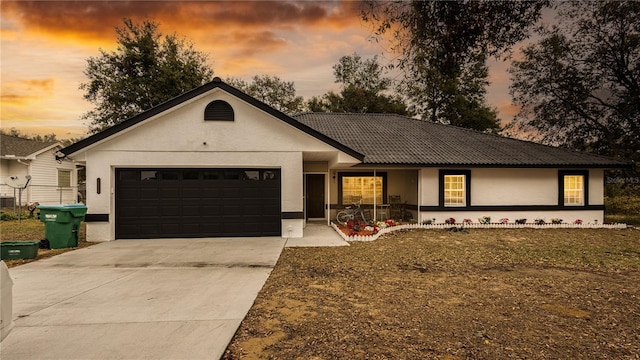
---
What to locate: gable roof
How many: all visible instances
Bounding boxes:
[57,78,363,161]
[1,134,59,159]
[293,113,631,168]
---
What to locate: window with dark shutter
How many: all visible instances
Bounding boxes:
[204,100,234,121]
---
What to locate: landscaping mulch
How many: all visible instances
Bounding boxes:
[223,228,640,359]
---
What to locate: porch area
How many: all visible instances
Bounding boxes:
[303,162,420,225]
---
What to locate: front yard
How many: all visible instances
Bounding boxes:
[0,217,93,267]
[223,228,640,359]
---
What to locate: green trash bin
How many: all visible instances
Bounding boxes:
[37,204,88,249]
[0,241,39,260]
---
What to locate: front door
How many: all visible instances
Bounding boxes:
[305,174,325,219]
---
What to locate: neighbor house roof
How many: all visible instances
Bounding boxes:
[293,113,631,168]
[58,78,363,161]
[1,134,59,159]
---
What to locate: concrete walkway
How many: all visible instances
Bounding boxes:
[285,222,349,248]
[1,237,285,360]
[1,224,347,359]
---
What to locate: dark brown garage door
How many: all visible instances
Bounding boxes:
[115,168,281,239]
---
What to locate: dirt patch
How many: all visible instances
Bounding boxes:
[223,228,640,359]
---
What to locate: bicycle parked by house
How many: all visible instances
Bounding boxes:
[336,199,366,225]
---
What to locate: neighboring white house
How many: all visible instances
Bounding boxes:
[56,78,631,242]
[1,134,78,206]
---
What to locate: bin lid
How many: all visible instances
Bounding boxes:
[37,205,67,210]
[63,204,88,217]
[37,204,88,217]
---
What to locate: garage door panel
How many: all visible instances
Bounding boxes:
[223,187,242,198]
[117,187,141,199]
[243,206,262,215]
[140,188,160,198]
[161,223,181,235]
[182,205,201,216]
[202,187,221,198]
[116,168,281,238]
[201,205,222,215]
[222,205,242,216]
[182,188,201,199]
[161,207,180,216]
[160,188,181,199]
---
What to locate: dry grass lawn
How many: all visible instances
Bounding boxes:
[224,228,640,360]
[1,218,93,267]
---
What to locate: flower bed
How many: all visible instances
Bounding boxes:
[336,220,399,237]
[332,220,628,242]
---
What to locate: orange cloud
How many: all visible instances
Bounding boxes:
[2,1,360,41]
[230,31,288,57]
[19,78,55,92]
[1,78,55,104]
[2,1,365,69]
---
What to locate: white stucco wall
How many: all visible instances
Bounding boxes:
[421,210,604,225]
[471,168,558,205]
[418,168,606,224]
[419,168,439,206]
[76,88,352,241]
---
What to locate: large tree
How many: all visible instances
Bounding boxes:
[81,19,214,133]
[227,75,304,114]
[362,0,546,131]
[307,53,410,115]
[509,1,639,167]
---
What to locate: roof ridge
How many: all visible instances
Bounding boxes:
[425,120,624,160]
[293,112,630,167]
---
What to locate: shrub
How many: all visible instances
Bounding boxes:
[515,218,527,224]
[1,211,17,221]
[605,195,640,215]
[478,216,491,224]
[445,217,456,224]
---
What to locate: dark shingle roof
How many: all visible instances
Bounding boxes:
[293,113,631,168]
[1,134,58,158]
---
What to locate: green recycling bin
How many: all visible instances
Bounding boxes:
[37,204,88,249]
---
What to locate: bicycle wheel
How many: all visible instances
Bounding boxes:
[336,211,352,225]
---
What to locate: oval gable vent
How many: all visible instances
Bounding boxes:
[204,100,234,121]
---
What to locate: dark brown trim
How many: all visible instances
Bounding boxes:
[419,205,605,212]
[85,213,109,222]
[330,203,419,211]
[282,212,304,219]
[439,170,471,208]
[559,170,589,207]
[361,163,632,169]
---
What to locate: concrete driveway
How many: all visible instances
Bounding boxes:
[0,237,285,360]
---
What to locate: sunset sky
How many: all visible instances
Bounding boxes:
[1,0,522,140]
